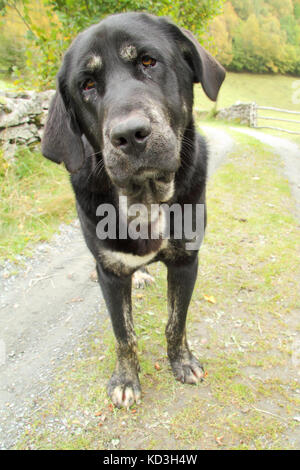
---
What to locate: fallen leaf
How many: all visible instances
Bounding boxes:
[95,411,102,417]
[136,293,144,299]
[203,294,216,304]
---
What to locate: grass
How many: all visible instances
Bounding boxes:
[0,147,75,262]
[0,78,18,91]
[194,72,300,145]
[15,131,300,450]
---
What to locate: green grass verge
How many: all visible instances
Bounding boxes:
[16,133,300,450]
[0,147,75,262]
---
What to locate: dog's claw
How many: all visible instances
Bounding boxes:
[132,270,155,289]
[108,373,141,409]
[171,355,204,385]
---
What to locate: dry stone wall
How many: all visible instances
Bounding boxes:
[0,90,55,159]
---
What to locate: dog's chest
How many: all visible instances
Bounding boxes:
[100,238,168,275]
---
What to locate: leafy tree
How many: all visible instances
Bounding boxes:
[230,0,254,20]
[295,0,300,19]
[230,13,289,73]
[0,0,225,89]
[265,0,294,17]
[205,15,233,65]
[47,0,224,38]
[206,0,300,75]
[0,34,26,75]
[280,14,300,44]
[223,1,240,32]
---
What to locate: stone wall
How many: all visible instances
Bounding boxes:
[216,102,256,126]
[0,90,55,159]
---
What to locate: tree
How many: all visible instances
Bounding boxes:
[230,0,254,20]
[265,0,294,18]
[208,0,300,75]
[205,15,233,66]
[0,0,225,89]
[47,0,225,38]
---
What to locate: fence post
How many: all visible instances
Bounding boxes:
[250,102,257,128]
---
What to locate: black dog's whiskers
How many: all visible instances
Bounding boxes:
[87,157,105,183]
[87,150,102,159]
[179,133,196,171]
[95,160,105,178]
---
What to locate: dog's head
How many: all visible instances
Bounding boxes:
[42,12,225,203]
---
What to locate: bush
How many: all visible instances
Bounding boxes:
[0,34,26,77]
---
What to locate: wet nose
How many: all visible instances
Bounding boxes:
[110,116,151,154]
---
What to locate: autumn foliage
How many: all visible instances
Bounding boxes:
[0,0,299,90]
[205,0,300,74]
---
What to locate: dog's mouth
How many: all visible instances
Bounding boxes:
[120,170,175,204]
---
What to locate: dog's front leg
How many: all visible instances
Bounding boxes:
[96,262,141,408]
[166,255,204,384]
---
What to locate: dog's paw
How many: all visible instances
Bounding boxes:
[170,354,204,385]
[107,373,141,408]
[89,269,98,282]
[132,269,155,289]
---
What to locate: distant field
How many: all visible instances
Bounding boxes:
[194,72,300,142]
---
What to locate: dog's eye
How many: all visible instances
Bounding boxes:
[141,56,156,68]
[82,79,96,91]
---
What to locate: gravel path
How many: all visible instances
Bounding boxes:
[0,221,106,448]
[4,125,298,449]
[201,125,235,178]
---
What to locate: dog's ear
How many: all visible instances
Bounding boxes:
[42,69,85,173]
[162,19,226,101]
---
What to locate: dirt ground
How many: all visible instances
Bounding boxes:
[0,126,299,450]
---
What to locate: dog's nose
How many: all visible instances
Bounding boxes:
[110,116,151,154]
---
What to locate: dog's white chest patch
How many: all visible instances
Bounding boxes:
[106,250,157,268]
[101,239,168,271]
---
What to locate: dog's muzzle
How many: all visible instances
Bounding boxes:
[103,110,180,199]
[122,169,175,203]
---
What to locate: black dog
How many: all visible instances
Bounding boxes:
[42,12,225,408]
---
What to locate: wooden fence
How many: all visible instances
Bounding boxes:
[250,103,300,135]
